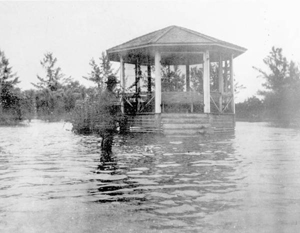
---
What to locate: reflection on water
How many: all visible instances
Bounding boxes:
[1,120,300,232]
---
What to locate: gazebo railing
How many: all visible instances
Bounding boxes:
[162,91,204,113]
[210,92,234,113]
[122,91,234,114]
[122,92,154,114]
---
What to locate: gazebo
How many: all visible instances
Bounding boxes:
[107,25,246,134]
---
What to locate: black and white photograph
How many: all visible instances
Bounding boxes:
[1,0,300,232]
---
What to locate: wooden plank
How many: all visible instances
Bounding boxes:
[126,113,161,133]
[162,113,208,118]
[162,92,203,105]
[125,112,235,134]
[163,123,210,129]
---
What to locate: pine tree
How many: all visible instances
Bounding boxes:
[253,47,300,94]
[32,52,64,91]
[254,47,300,124]
[84,52,116,93]
[33,53,67,120]
[0,50,20,110]
[190,66,203,92]
[161,65,185,92]
[189,64,219,92]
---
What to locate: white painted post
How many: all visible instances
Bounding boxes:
[230,54,235,114]
[218,54,223,112]
[203,50,210,113]
[120,56,125,113]
[224,60,228,93]
[155,51,162,114]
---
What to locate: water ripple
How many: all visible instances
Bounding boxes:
[1,121,300,232]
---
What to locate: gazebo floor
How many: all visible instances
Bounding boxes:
[125,113,235,135]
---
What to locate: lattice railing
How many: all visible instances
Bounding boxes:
[121,91,234,114]
[210,91,234,113]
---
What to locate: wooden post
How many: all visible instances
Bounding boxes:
[230,54,235,114]
[218,54,223,112]
[203,50,210,113]
[224,60,228,93]
[135,61,139,94]
[147,57,152,112]
[186,60,190,92]
[155,51,162,114]
[147,63,151,93]
[186,59,193,113]
[0,83,2,116]
[137,64,141,93]
[120,56,125,114]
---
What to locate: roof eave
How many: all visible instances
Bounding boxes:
[107,43,246,56]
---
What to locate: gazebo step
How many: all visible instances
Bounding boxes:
[163,128,213,135]
[124,113,235,134]
[130,127,162,133]
[161,118,209,124]
[162,113,209,119]
[212,128,235,134]
[126,114,161,133]
[163,123,210,129]
[161,113,209,124]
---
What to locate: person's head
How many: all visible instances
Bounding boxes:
[105,75,119,91]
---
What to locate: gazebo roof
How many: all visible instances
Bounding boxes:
[107,25,246,64]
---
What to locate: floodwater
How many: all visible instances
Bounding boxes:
[0,121,300,233]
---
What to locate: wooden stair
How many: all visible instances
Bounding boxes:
[161,113,213,136]
[210,114,235,133]
[124,113,235,135]
[126,114,162,133]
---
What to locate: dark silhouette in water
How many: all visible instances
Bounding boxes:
[98,75,122,164]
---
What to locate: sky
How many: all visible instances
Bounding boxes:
[1,0,300,102]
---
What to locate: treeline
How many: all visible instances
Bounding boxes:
[0,50,114,126]
[2,46,300,128]
[236,47,300,127]
[0,50,25,124]
[0,49,217,126]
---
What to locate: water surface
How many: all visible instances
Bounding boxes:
[1,120,300,232]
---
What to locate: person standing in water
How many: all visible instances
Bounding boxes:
[97,75,121,163]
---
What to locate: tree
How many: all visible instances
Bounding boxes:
[32,52,64,91]
[210,63,219,91]
[0,50,19,84]
[254,47,300,124]
[62,80,87,112]
[0,50,22,122]
[190,63,219,92]
[20,89,36,120]
[84,52,116,93]
[190,66,203,92]
[32,53,69,120]
[254,47,292,92]
[161,65,185,92]
[236,96,264,121]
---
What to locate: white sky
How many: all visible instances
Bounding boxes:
[1,0,300,102]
